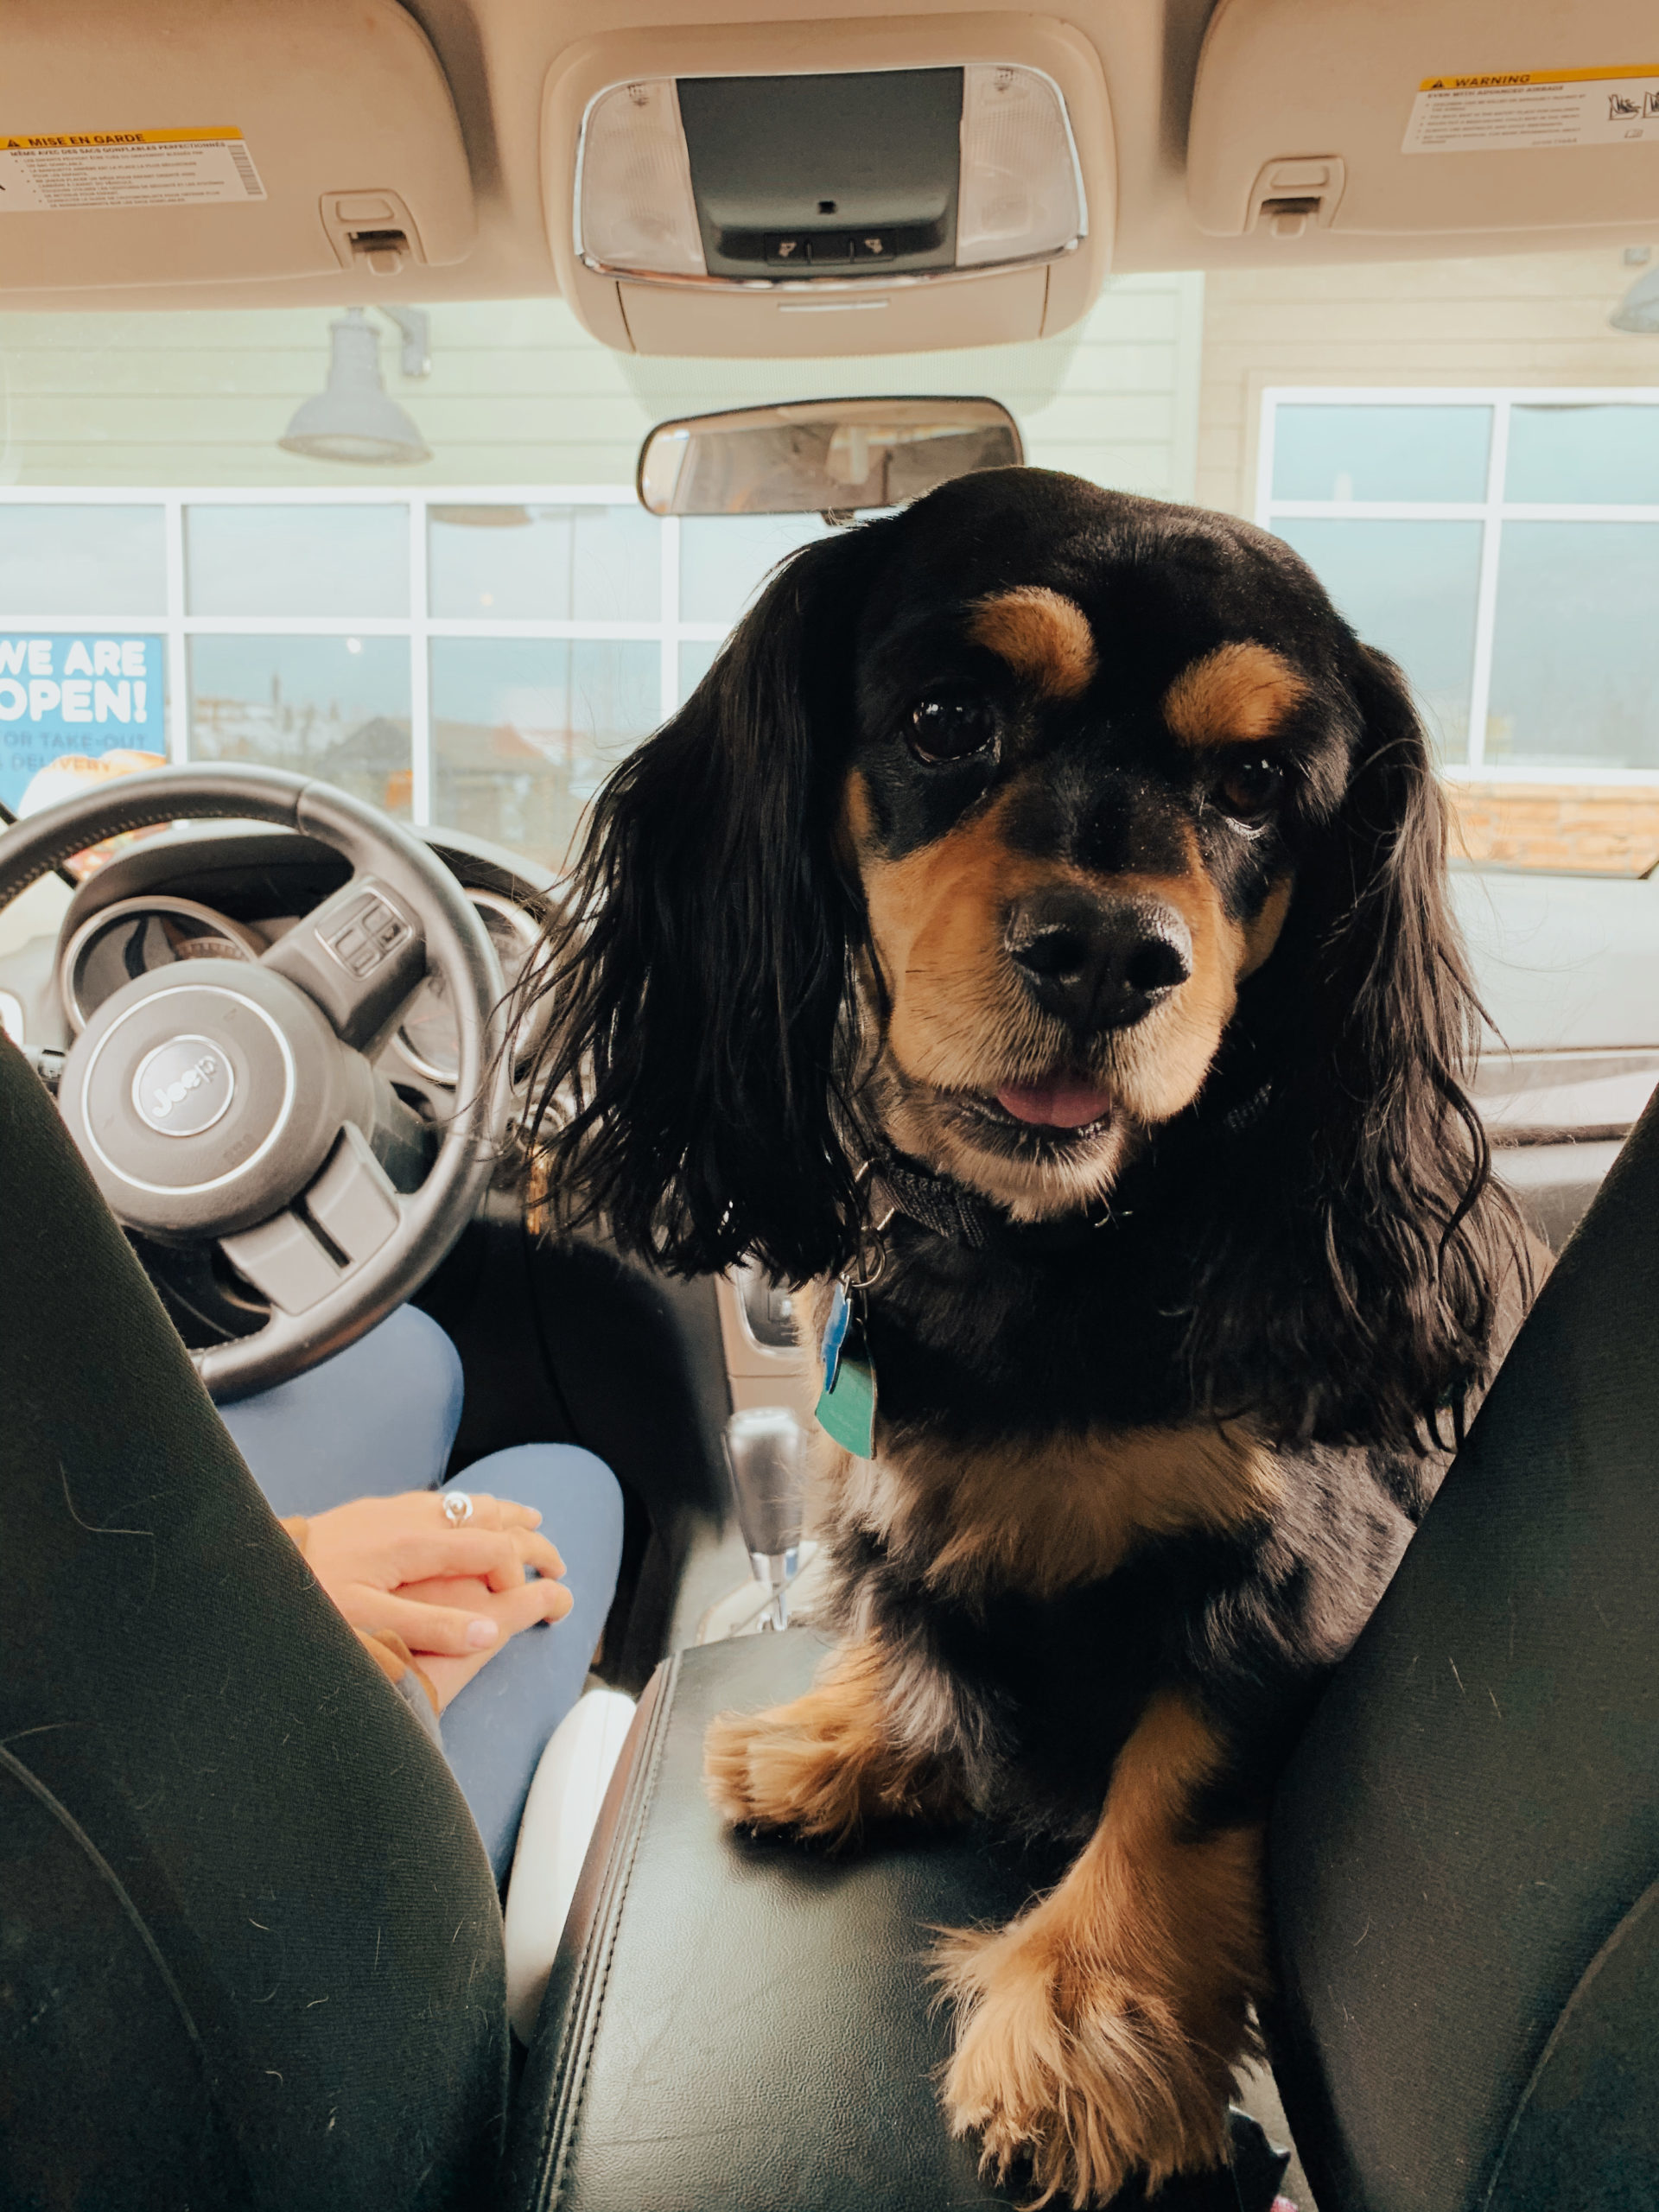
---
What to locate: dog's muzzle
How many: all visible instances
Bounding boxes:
[1004,887,1192,1033]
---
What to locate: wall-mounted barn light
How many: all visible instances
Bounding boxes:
[279,306,432,465]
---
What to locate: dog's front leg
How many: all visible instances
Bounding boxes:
[705,1637,963,1847]
[939,1690,1264,2208]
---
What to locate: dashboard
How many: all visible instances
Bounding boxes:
[57,880,542,1090]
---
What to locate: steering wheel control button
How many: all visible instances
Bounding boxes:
[60,958,374,1238]
[131,1035,236,1137]
[265,874,424,1049]
[322,890,410,977]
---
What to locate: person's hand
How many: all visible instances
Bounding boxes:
[387,1564,574,1708]
[299,1491,571,1708]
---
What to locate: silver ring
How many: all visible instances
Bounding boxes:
[442,1491,474,1527]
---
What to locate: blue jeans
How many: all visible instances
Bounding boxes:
[221,1305,626,1883]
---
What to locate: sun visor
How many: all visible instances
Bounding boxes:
[543,14,1113,358]
[0,0,474,295]
[1187,0,1659,238]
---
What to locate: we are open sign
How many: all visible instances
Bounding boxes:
[0,632,165,816]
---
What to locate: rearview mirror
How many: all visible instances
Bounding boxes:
[636,396,1023,518]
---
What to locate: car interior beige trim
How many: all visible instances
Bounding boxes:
[0,0,474,296]
[540,14,1115,356]
[1189,0,1659,238]
[3,1,1658,337]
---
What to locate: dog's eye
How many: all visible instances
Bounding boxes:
[907,690,997,765]
[1215,753,1285,823]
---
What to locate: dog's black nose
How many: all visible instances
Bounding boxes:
[1005,887,1193,1031]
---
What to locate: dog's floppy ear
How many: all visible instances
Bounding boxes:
[520,524,884,1281]
[1193,643,1527,1454]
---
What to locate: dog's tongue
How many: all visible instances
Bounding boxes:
[994,1078,1116,1128]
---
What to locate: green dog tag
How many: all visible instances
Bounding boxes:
[816,1351,877,1458]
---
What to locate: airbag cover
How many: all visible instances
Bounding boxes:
[60,958,357,1237]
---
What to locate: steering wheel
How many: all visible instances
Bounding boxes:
[0,764,509,1403]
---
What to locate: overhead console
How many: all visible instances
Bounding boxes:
[1187,0,1659,239]
[0,0,474,294]
[542,13,1114,357]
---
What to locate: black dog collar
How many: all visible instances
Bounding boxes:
[868,1151,1113,1255]
[870,1153,1003,1249]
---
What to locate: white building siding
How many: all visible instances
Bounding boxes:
[0,273,1203,498]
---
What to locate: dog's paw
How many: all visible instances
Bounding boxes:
[936,1921,1233,2208]
[703,1700,876,1844]
[705,1684,963,1847]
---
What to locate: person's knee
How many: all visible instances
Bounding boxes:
[225,1306,466,1516]
[447,1446,625,1577]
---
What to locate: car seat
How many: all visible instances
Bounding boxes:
[1263,1091,1659,2211]
[0,1031,508,2210]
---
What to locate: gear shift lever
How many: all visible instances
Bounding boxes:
[722,1406,808,1630]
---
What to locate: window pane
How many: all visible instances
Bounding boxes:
[1486,523,1659,772]
[679,638,721,701]
[430,639,658,868]
[185,505,408,618]
[1270,405,1491,504]
[679,515,831,625]
[0,505,166,615]
[1274,518,1483,762]
[428,505,659,620]
[188,635,411,814]
[1505,405,1659,505]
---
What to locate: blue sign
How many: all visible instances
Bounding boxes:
[0,633,167,816]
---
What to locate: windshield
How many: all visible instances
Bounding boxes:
[2,246,1656,877]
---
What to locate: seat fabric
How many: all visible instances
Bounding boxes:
[1268,1092,1659,2211]
[0,1034,509,2212]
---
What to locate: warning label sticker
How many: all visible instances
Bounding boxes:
[0,128,264,212]
[1403,67,1659,154]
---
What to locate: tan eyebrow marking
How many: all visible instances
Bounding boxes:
[969,587,1097,701]
[1163,642,1307,748]
[1239,874,1294,979]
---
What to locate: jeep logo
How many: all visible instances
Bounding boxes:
[131,1034,236,1138]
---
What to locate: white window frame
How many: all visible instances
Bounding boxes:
[1256,387,1659,786]
[0,485,733,826]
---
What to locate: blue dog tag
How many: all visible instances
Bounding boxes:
[819,1278,851,1394]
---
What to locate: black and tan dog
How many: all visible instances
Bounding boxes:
[523,469,1528,2203]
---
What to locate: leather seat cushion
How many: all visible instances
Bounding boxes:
[505,1627,1288,2212]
